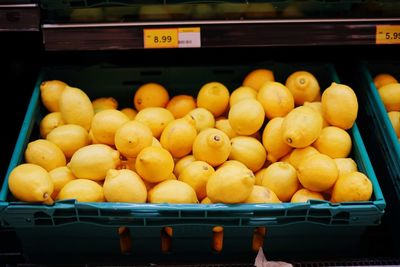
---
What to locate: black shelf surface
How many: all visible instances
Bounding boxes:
[42,18,400,51]
[0,3,39,31]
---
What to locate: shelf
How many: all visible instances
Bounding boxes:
[0,3,39,31]
[42,18,400,51]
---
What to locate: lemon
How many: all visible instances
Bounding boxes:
[148,180,198,204]
[255,168,266,185]
[186,108,215,132]
[297,153,338,192]
[206,163,255,203]
[91,109,130,146]
[280,153,291,163]
[193,128,231,167]
[197,82,230,117]
[229,136,266,172]
[228,98,265,135]
[59,86,94,131]
[40,80,68,112]
[40,112,64,138]
[68,144,120,181]
[57,179,104,202]
[120,107,137,120]
[25,139,66,171]
[201,197,213,204]
[260,162,299,202]
[229,86,257,107]
[151,137,162,147]
[135,107,175,138]
[115,121,153,158]
[49,166,76,199]
[46,124,90,158]
[313,126,352,158]
[289,146,319,169]
[174,154,196,177]
[374,73,398,89]
[303,101,329,128]
[245,185,281,203]
[262,117,293,162]
[8,163,54,202]
[242,69,275,91]
[257,81,294,119]
[103,169,147,203]
[388,111,400,138]
[160,116,197,158]
[334,158,358,177]
[218,160,249,170]
[92,97,118,113]
[321,82,358,130]
[134,83,170,111]
[285,71,320,105]
[379,83,400,112]
[291,188,324,203]
[331,172,373,203]
[135,146,174,183]
[166,95,197,118]
[282,106,323,148]
[117,157,136,172]
[88,129,100,144]
[178,161,215,200]
[215,117,238,139]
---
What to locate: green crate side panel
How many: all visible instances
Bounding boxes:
[0,62,385,229]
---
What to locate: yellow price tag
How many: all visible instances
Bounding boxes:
[376,25,400,44]
[143,28,179,49]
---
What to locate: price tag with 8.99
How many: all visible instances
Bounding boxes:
[376,25,400,44]
[144,28,178,48]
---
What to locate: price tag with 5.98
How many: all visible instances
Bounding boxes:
[376,25,400,44]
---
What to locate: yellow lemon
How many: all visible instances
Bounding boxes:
[46,124,90,158]
[262,117,293,162]
[374,73,398,89]
[92,97,118,113]
[174,154,196,177]
[257,81,294,119]
[57,179,104,202]
[120,107,137,120]
[193,128,231,167]
[282,106,323,148]
[229,86,257,107]
[229,136,266,172]
[289,146,319,169]
[321,82,358,130]
[331,172,373,203]
[88,129,100,144]
[280,153,292,163]
[285,70,320,105]
[152,137,162,147]
[148,180,198,204]
[160,117,197,158]
[40,112,64,138]
[178,161,215,200]
[207,163,255,203]
[197,82,230,117]
[115,121,153,158]
[260,162,299,202]
[166,95,197,118]
[68,144,120,181]
[218,160,249,170]
[59,86,94,131]
[255,168,266,185]
[40,80,68,112]
[313,126,352,158]
[242,69,275,91]
[388,111,400,138]
[135,146,174,183]
[201,197,213,204]
[291,188,324,203]
[8,163,54,202]
[91,109,130,146]
[297,153,338,192]
[186,108,215,132]
[379,83,400,112]
[303,101,329,128]
[134,83,169,111]
[228,98,265,135]
[215,117,238,139]
[49,166,76,199]
[135,107,175,138]
[103,169,147,203]
[334,158,358,177]
[245,185,281,203]
[25,139,66,171]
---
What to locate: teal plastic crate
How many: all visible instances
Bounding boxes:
[0,62,385,262]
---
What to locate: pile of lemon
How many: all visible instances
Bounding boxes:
[373,73,400,141]
[8,69,373,205]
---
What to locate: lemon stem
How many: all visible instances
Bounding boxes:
[287,138,292,144]
[213,135,221,142]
